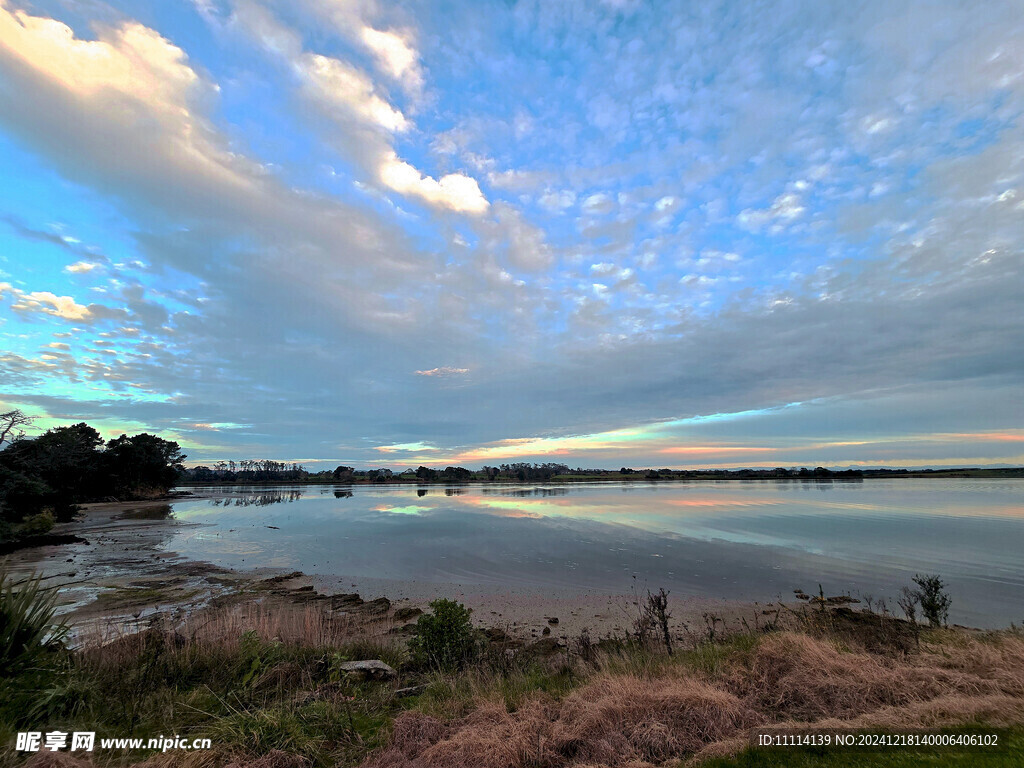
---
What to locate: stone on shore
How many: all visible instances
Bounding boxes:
[337,660,396,681]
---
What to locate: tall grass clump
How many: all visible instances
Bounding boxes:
[0,568,68,674]
[0,568,72,740]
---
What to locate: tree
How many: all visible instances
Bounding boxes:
[0,423,104,519]
[0,410,33,447]
[441,466,471,482]
[104,433,186,498]
[415,465,438,481]
[13,424,104,511]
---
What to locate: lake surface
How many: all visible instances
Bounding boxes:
[169,479,1024,628]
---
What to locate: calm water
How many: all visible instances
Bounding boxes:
[168,480,1024,628]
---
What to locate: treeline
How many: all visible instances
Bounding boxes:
[184,460,309,483]
[0,412,184,539]
[178,461,871,486]
[178,461,583,485]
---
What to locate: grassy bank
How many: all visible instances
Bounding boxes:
[2,575,1023,767]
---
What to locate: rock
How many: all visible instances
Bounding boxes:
[394,606,423,622]
[264,571,304,584]
[484,626,511,642]
[547,617,559,625]
[528,637,562,656]
[331,593,364,610]
[338,659,396,681]
[542,626,551,636]
[361,596,391,614]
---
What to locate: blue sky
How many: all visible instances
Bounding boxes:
[1,0,1022,469]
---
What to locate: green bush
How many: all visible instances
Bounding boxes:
[410,599,479,670]
[17,510,55,537]
[913,573,952,628]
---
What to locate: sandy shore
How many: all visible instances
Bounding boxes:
[2,496,790,643]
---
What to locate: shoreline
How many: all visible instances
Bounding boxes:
[1,495,813,643]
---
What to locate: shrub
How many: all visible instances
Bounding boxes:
[0,466,53,523]
[912,573,952,628]
[410,599,478,670]
[17,510,55,537]
[645,588,673,655]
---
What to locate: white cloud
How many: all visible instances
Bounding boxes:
[539,188,576,211]
[378,153,489,214]
[230,4,487,215]
[360,26,423,93]
[0,3,198,112]
[415,366,469,377]
[4,286,92,320]
[582,193,614,215]
[0,0,273,219]
[862,115,895,135]
[299,53,409,133]
[65,261,100,273]
[477,202,553,270]
[737,192,806,232]
[487,168,551,191]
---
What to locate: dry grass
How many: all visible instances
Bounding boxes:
[22,753,96,768]
[549,674,759,764]
[13,602,1022,768]
[363,674,756,768]
[80,601,371,653]
[361,630,1024,768]
[183,602,374,649]
[72,601,406,688]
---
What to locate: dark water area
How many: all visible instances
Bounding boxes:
[169,479,1024,628]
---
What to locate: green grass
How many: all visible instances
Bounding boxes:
[412,660,579,719]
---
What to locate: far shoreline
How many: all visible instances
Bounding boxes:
[176,465,1024,487]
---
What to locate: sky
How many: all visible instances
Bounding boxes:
[0,0,1022,470]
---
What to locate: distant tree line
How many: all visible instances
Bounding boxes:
[178,461,874,486]
[184,459,308,483]
[0,410,185,540]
